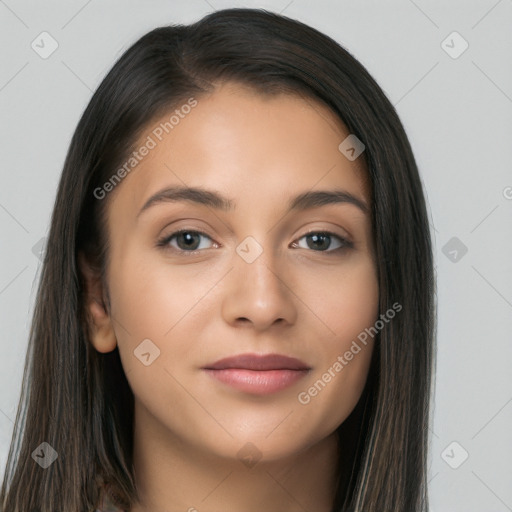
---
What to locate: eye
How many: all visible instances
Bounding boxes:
[291,231,353,253]
[157,229,216,254]
[156,229,353,255]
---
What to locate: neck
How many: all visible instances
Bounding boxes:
[129,401,341,512]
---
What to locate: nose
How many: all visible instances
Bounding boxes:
[220,243,298,332]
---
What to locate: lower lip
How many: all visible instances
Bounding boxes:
[203,368,309,395]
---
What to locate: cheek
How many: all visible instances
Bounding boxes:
[108,247,204,333]
[295,257,378,424]
[106,248,222,376]
[105,253,210,412]
[299,255,379,346]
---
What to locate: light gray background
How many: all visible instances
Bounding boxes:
[1,1,511,511]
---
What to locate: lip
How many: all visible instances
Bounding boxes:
[204,353,310,371]
[202,353,311,395]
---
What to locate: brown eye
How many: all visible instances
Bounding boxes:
[157,230,214,253]
[293,231,353,253]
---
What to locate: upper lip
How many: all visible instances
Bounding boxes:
[203,353,311,371]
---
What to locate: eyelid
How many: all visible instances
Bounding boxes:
[156,228,217,253]
[292,229,353,252]
[156,227,353,254]
[299,228,352,244]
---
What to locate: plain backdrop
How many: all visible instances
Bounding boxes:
[1,1,511,511]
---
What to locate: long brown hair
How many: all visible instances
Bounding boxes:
[0,8,436,511]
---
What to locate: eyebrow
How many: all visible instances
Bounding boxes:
[137,185,369,219]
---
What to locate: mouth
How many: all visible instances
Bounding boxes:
[202,353,311,395]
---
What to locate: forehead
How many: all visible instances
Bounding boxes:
[106,82,370,224]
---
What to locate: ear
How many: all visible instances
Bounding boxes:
[78,251,117,353]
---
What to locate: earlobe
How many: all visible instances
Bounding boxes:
[88,298,118,353]
[78,251,117,353]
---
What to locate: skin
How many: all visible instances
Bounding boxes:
[81,81,379,512]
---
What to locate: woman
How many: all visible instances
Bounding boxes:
[0,8,436,512]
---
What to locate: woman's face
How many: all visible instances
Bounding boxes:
[94,81,378,463]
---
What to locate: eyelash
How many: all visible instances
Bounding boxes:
[156,229,353,256]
